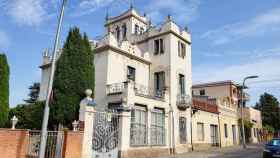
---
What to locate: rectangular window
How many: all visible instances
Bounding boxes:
[179,117,187,144]
[130,105,148,146]
[135,24,139,34]
[154,39,164,55]
[224,124,228,138]
[127,66,136,81]
[178,41,186,58]
[151,108,165,146]
[122,24,127,39]
[154,72,165,97]
[140,27,144,34]
[199,89,205,96]
[179,74,185,95]
[197,122,204,141]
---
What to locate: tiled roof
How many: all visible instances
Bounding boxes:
[192,99,219,114]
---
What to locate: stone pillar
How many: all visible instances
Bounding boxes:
[119,111,131,158]
[81,106,95,158]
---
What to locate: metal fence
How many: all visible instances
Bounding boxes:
[27,131,64,158]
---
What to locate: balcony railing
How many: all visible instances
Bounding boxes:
[134,83,165,99]
[106,82,125,95]
[177,94,191,110]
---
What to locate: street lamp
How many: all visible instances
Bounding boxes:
[240,75,258,149]
[38,0,67,158]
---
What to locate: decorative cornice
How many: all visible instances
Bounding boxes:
[95,45,151,65]
[105,13,148,27]
[134,30,191,45]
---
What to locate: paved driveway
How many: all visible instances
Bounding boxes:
[160,144,264,158]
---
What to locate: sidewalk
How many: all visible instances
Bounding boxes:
[157,144,263,158]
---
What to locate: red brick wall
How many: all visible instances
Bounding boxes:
[63,131,84,158]
[0,129,29,158]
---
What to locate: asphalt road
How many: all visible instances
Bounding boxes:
[161,144,264,158]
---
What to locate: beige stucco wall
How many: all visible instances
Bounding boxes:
[192,110,219,148]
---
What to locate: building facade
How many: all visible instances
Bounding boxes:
[39,8,193,157]
[192,81,241,147]
[242,107,262,143]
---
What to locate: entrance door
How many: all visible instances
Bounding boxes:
[232,125,237,145]
[210,125,219,146]
[92,111,119,158]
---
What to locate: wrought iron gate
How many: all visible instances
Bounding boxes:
[27,131,64,158]
[92,111,120,158]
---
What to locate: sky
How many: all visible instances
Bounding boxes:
[0,0,279,107]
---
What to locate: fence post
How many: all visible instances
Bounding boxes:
[81,106,95,158]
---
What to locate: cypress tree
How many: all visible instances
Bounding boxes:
[51,27,94,128]
[0,53,9,127]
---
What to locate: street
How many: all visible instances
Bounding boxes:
[161,144,264,158]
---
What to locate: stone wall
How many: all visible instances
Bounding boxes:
[63,131,84,158]
[0,129,84,158]
[0,129,29,158]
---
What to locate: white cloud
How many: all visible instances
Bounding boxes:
[145,0,201,25]
[201,7,280,45]
[0,29,10,48]
[72,0,115,17]
[4,0,47,26]
[193,55,280,105]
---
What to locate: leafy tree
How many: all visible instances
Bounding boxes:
[7,102,44,130]
[255,93,280,131]
[24,82,40,103]
[51,27,95,128]
[263,124,275,133]
[0,54,9,127]
[238,118,253,142]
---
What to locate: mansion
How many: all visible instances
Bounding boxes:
[38,7,262,158]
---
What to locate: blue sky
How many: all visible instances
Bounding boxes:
[0,0,279,107]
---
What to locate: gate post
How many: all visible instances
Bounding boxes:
[118,111,131,158]
[81,106,95,158]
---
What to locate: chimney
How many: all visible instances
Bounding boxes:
[43,49,50,65]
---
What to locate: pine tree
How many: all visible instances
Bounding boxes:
[51,27,95,128]
[24,82,40,103]
[0,54,9,127]
[255,93,280,131]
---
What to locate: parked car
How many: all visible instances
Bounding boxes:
[263,138,280,158]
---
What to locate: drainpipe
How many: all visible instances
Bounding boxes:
[190,102,194,151]
[169,104,175,154]
[218,112,222,148]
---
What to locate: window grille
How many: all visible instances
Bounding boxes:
[151,108,165,146]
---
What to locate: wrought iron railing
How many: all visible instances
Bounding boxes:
[27,131,64,158]
[134,84,165,99]
[130,122,166,147]
[130,123,148,146]
[106,82,125,95]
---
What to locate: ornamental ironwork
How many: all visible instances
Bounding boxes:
[92,112,120,158]
[106,83,125,95]
[177,94,191,110]
[134,83,165,99]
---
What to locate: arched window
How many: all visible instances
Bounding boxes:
[116,26,120,41]
[122,24,127,40]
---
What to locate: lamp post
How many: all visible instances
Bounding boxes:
[38,0,67,158]
[240,75,258,149]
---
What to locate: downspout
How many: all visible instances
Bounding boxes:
[218,112,222,148]
[190,102,194,151]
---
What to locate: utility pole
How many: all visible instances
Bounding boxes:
[38,0,67,157]
[240,75,258,149]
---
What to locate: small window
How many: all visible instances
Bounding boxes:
[197,122,204,141]
[224,124,228,138]
[140,27,144,34]
[179,74,185,95]
[122,24,127,40]
[135,24,139,34]
[116,26,120,41]
[127,66,136,81]
[154,72,165,97]
[178,41,186,58]
[154,39,164,55]
[199,89,205,96]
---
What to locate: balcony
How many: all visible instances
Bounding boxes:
[106,82,125,95]
[134,83,165,100]
[176,94,191,110]
[106,82,165,100]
